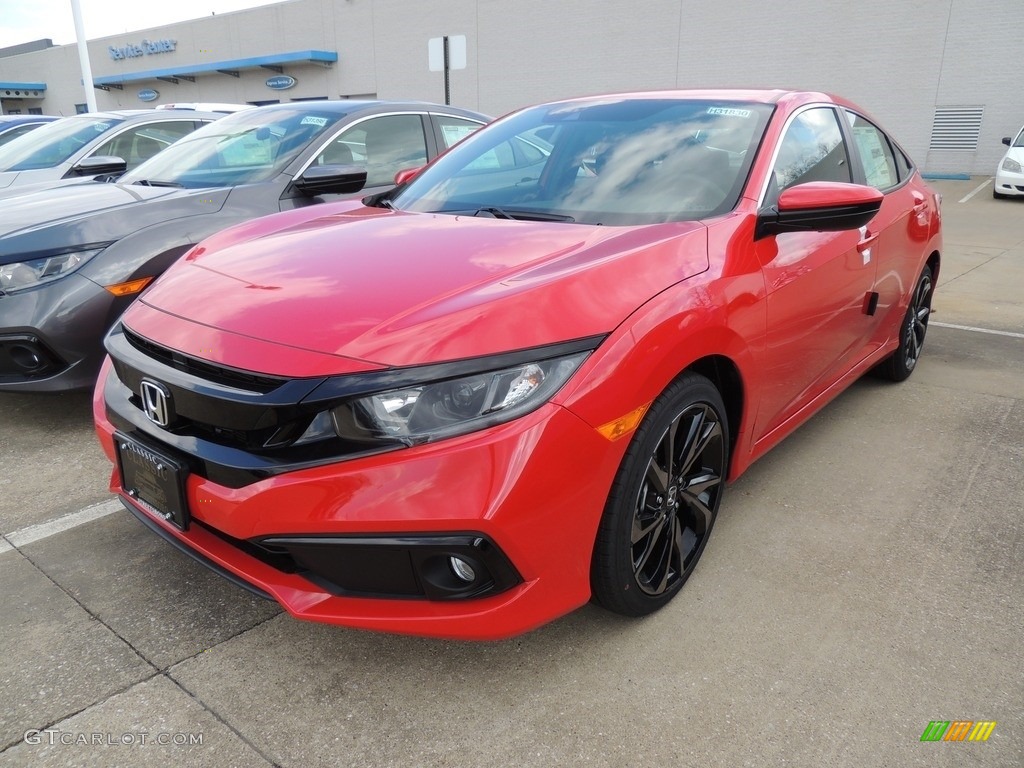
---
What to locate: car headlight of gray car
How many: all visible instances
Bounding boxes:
[0,246,106,294]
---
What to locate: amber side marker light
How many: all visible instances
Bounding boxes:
[105,277,153,296]
[596,403,651,441]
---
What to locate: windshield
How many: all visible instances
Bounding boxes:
[120,107,347,189]
[0,116,123,172]
[392,98,773,225]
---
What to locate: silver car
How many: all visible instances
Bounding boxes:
[0,108,228,198]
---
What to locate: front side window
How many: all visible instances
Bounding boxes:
[846,112,898,190]
[394,99,773,225]
[92,120,199,170]
[768,107,851,204]
[0,115,123,171]
[120,108,346,188]
[316,115,428,188]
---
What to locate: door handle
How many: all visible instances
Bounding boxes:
[857,228,879,251]
[857,227,878,264]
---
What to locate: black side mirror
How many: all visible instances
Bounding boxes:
[293,165,368,196]
[756,182,883,240]
[1002,137,1012,146]
[67,155,128,177]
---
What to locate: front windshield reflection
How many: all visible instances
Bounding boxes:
[120,108,346,189]
[0,116,122,172]
[394,99,773,226]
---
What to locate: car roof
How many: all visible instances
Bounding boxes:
[63,109,232,122]
[246,100,490,119]
[544,88,847,107]
[0,115,60,125]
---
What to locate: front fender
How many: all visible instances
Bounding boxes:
[556,267,766,479]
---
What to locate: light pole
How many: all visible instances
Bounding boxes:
[70,0,97,112]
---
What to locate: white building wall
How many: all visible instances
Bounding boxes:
[0,0,1018,175]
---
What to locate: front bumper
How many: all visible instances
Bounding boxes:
[94,356,626,639]
[0,274,129,392]
[994,167,1024,197]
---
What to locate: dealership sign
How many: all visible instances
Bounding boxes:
[137,89,160,102]
[266,75,297,90]
[109,38,178,61]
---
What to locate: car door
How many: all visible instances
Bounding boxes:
[843,110,932,353]
[752,105,877,444]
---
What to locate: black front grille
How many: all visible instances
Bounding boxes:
[122,326,286,394]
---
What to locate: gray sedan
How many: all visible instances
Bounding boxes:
[0,100,489,392]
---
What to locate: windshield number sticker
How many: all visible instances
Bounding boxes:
[707,107,752,118]
[301,116,329,127]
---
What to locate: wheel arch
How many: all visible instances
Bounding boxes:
[684,354,744,469]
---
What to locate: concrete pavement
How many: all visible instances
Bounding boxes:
[0,178,1021,767]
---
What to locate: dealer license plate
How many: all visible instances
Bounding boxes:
[114,432,190,530]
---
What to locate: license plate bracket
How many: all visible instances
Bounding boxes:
[114,431,190,530]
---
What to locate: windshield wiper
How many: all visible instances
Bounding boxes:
[132,179,184,188]
[473,207,574,223]
[475,206,514,220]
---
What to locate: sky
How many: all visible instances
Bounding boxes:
[0,0,286,49]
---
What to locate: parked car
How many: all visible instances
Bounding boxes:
[93,89,941,640]
[993,123,1024,198]
[0,115,59,148]
[0,108,227,197]
[0,100,489,392]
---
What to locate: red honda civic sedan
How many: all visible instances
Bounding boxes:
[94,90,941,639]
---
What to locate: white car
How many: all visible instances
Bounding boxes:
[994,124,1024,199]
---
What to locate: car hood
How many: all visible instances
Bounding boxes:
[0,183,229,263]
[132,206,710,372]
[0,174,105,201]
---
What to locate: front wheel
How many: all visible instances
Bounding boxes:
[591,373,728,617]
[876,264,934,382]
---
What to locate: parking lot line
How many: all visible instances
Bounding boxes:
[932,321,1024,339]
[0,499,121,556]
[957,178,994,203]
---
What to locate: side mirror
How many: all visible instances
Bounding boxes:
[1002,137,1012,146]
[755,182,883,240]
[394,166,423,186]
[68,155,128,177]
[293,164,368,196]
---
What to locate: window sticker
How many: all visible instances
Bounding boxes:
[301,116,328,127]
[440,123,478,147]
[707,107,751,118]
[853,126,895,188]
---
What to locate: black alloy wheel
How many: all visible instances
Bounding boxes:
[877,264,934,382]
[591,373,728,617]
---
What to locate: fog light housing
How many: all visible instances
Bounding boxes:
[254,533,522,601]
[449,556,477,583]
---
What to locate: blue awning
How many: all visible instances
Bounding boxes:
[93,50,337,89]
[0,82,47,96]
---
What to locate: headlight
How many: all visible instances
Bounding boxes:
[0,247,104,294]
[329,352,590,444]
[1002,157,1022,173]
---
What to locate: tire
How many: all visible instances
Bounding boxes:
[591,373,728,617]
[993,189,1008,200]
[876,264,934,382]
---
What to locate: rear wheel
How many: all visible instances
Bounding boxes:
[591,373,728,616]
[877,264,934,382]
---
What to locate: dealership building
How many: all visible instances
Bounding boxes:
[0,0,1017,176]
